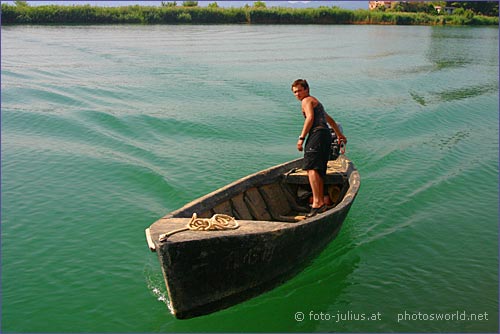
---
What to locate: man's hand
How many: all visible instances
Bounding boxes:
[297,138,304,151]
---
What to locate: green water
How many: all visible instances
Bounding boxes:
[2,25,498,332]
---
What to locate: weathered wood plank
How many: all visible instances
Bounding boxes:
[279,182,309,212]
[213,200,234,216]
[283,157,349,185]
[244,187,272,221]
[199,210,214,218]
[231,193,253,220]
[258,183,292,219]
[284,172,345,185]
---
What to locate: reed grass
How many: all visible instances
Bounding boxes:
[1,4,498,26]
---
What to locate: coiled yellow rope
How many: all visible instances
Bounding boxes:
[188,213,239,231]
[159,213,239,241]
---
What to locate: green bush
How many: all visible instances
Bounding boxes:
[177,11,191,22]
[182,1,198,7]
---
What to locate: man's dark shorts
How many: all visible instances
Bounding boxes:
[303,128,331,177]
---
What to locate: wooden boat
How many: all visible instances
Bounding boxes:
[145,155,360,319]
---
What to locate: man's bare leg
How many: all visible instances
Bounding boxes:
[307,169,325,209]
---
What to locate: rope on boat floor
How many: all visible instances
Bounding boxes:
[158,213,239,241]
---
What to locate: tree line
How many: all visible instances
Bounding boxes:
[371,1,498,17]
[447,1,498,16]
[1,2,498,26]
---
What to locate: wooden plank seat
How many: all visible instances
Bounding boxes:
[282,159,348,185]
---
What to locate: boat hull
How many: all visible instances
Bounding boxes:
[146,156,360,319]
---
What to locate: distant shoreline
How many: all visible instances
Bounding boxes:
[2,4,498,26]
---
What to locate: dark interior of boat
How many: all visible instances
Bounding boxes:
[196,173,349,222]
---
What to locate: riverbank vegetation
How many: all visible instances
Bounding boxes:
[1,1,498,26]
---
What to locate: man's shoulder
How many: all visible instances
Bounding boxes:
[302,96,320,107]
[301,96,315,105]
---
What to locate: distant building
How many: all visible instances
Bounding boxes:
[433,5,456,14]
[368,1,394,10]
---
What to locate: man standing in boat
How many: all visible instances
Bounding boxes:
[291,79,347,217]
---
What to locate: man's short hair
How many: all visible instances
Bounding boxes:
[291,79,309,91]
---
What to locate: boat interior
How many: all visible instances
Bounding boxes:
[193,169,349,223]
